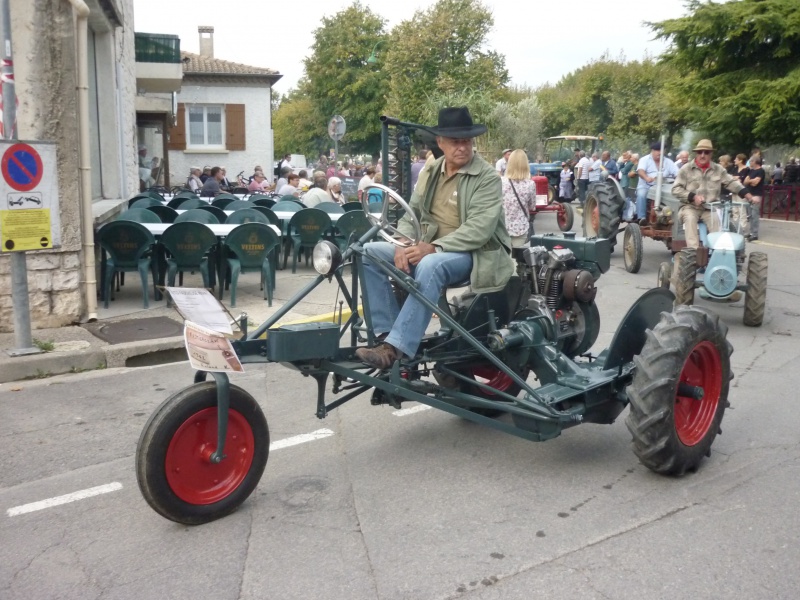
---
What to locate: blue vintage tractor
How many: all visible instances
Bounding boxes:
[661,197,768,327]
[529,135,600,201]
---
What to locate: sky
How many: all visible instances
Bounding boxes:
[133,0,690,94]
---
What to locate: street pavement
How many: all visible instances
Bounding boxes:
[1,215,800,599]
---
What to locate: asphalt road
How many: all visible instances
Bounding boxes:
[2,217,800,599]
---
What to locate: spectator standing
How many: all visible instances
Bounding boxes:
[199,166,212,184]
[187,167,202,193]
[411,149,428,189]
[575,151,591,206]
[601,151,618,179]
[743,155,764,240]
[674,150,689,169]
[501,150,537,247]
[559,162,574,201]
[276,154,293,178]
[718,154,733,175]
[495,149,511,175]
[636,142,678,225]
[771,162,783,185]
[358,166,376,199]
[200,166,223,197]
[784,158,799,184]
[302,175,330,208]
[735,154,750,185]
[588,153,603,183]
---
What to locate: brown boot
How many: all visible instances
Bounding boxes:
[355,343,399,370]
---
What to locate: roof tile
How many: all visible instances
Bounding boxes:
[181,51,279,77]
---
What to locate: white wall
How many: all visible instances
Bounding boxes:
[169,83,274,186]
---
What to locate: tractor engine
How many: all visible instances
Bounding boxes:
[490,245,601,359]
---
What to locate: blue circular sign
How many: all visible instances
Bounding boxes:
[2,143,43,192]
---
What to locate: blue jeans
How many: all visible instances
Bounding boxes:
[361,242,473,358]
[636,186,650,220]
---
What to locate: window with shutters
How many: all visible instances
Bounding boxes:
[186,105,225,149]
[171,103,246,152]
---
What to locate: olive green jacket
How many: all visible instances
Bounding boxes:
[397,154,515,292]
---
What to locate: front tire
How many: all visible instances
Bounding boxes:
[623,223,643,273]
[626,306,732,475]
[136,382,269,525]
[673,248,697,306]
[557,202,575,232]
[743,252,767,326]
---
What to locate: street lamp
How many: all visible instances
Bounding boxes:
[366,40,385,65]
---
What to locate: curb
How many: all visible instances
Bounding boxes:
[0,336,187,384]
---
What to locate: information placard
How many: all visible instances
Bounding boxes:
[184,321,244,373]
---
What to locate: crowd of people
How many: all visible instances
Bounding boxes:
[182,152,387,207]
[529,141,785,243]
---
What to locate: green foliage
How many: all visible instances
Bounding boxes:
[273,89,327,158]
[485,96,544,160]
[651,0,800,148]
[32,338,55,352]
[302,2,389,153]
[536,56,688,152]
[383,0,509,124]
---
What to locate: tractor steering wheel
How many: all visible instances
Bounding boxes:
[361,183,421,247]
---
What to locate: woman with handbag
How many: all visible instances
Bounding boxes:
[501,149,537,247]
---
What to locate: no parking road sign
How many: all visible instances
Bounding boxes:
[2,143,44,192]
[0,140,60,252]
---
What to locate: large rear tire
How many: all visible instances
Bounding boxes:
[623,223,643,273]
[743,252,767,327]
[673,248,697,306]
[136,382,269,525]
[582,181,625,250]
[626,306,732,475]
[557,202,574,232]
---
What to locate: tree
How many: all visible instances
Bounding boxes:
[382,0,509,124]
[485,96,544,160]
[536,56,688,152]
[273,90,327,158]
[651,0,800,149]
[302,2,389,153]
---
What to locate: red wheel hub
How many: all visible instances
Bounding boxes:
[591,203,600,234]
[469,365,514,395]
[674,340,722,446]
[165,408,255,504]
[557,207,567,227]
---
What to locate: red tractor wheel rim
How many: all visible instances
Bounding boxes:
[674,340,722,446]
[469,365,514,395]
[591,202,600,234]
[165,408,255,505]
[557,206,567,228]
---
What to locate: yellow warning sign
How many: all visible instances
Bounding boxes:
[0,208,52,252]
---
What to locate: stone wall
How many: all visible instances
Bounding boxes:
[0,0,138,332]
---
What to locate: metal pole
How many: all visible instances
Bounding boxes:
[1,0,39,355]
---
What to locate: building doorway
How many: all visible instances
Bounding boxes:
[136,114,170,191]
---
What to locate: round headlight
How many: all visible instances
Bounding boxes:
[312,241,342,275]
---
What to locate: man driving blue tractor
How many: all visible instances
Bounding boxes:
[672,138,755,249]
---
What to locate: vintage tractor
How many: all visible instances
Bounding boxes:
[529,135,601,200]
[135,179,734,526]
[581,176,767,327]
[659,198,768,327]
[581,176,681,269]
[531,175,574,232]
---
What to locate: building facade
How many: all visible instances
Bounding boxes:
[167,27,281,189]
[0,0,138,332]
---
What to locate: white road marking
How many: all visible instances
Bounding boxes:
[270,428,334,451]
[7,482,123,517]
[392,404,432,417]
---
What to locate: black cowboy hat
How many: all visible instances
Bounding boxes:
[430,106,487,139]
